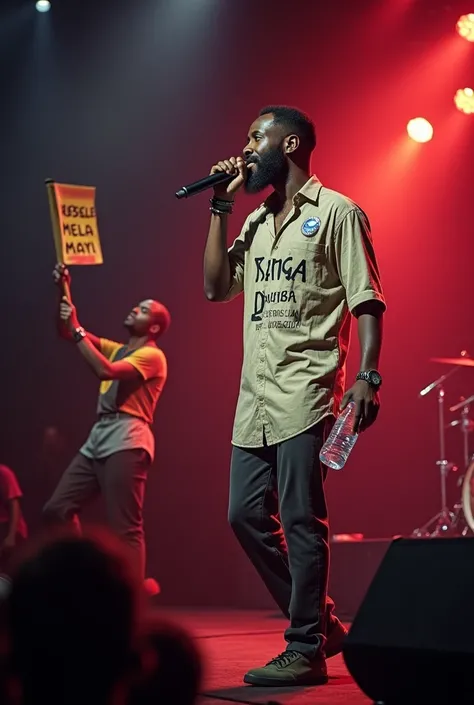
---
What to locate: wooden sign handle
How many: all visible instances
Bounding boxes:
[46,178,72,300]
[61,277,71,301]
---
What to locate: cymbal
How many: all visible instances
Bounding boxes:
[430,357,474,368]
[446,418,474,431]
[450,394,474,412]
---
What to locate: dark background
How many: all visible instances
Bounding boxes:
[1,0,474,606]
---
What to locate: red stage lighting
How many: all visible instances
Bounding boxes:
[454,87,474,114]
[456,14,474,42]
[406,118,433,143]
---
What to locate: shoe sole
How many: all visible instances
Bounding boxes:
[243,673,329,687]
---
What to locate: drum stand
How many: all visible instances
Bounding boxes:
[448,396,474,536]
[412,371,458,537]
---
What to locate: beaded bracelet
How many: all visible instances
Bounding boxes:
[209,197,234,215]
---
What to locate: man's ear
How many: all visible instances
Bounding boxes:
[284,134,299,154]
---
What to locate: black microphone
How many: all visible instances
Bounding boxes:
[175,170,235,200]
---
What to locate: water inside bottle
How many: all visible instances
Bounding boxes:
[319,402,358,471]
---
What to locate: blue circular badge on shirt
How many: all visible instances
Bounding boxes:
[301,217,321,237]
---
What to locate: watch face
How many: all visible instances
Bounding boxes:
[369,371,382,386]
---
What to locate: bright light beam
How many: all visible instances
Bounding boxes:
[456,14,474,42]
[454,88,474,114]
[36,1,51,12]
[406,118,433,143]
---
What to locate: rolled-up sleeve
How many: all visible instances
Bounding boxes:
[225,233,246,301]
[334,208,386,314]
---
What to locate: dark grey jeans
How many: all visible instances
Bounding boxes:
[43,449,149,578]
[228,419,334,657]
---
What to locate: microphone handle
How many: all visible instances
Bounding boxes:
[175,171,233,200]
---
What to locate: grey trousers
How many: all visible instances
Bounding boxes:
[43,449,149,578]
[228,420,334,657]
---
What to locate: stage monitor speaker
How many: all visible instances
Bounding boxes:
[343,537,474,705]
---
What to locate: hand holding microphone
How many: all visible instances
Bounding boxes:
[175,155,251,199]
[210,156,247,200]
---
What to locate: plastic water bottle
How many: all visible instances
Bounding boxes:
[319,402,358,470]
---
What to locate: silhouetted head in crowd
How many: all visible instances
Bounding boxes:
[6,528,141,705]
[129,617,202,705]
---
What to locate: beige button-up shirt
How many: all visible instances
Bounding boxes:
[225,176,385,448]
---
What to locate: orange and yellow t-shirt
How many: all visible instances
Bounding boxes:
[97,339,167,425]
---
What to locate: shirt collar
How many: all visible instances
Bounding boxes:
[263,175,322,212]
[293,175,323,207]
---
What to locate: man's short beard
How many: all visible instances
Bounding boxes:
[244,147,288,194]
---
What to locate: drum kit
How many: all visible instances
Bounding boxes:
[412,351,474,538]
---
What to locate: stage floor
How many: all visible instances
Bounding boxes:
[155,608,368,705]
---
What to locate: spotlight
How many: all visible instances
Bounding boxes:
[36,0,51,12]
[456,13,474,42]
[406,118,433,143]
[454,87,474,114]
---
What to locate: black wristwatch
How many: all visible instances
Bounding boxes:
[356,369,382,390]
[72,326,87,343]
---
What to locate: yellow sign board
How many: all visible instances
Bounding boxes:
[46,180,103,265]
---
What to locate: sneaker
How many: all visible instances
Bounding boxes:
[326,616,348,658]
[243,650,328,686]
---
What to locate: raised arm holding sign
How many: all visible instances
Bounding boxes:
[53,265,101,349]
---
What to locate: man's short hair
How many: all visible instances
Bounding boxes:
[259,105,316,153]
[152,302,171,339]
